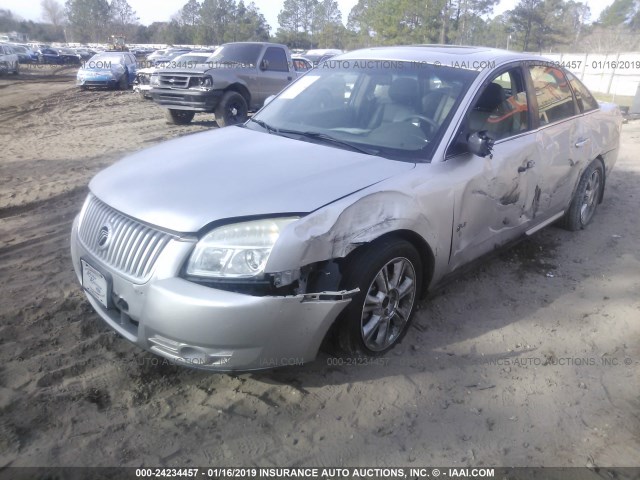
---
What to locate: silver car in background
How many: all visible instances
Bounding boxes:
[70,46,622,370]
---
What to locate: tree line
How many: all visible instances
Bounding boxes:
[1,0,639,52]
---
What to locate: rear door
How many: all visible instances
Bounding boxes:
[525,64,584,215]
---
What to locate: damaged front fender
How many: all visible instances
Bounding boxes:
[265,188,440,277]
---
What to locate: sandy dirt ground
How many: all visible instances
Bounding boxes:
[0,66,639,470]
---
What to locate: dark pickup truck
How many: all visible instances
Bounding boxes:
[149,42,296,127]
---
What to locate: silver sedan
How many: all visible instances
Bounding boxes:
[70,46,622,370]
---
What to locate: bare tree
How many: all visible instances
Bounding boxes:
[41,0,65,26]
[110,0,138,32]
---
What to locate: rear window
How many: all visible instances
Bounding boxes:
[566,71,599,112]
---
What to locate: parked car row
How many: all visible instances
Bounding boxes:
[39,47,83,65]
[300,48,343,66]
[0,43,19,74]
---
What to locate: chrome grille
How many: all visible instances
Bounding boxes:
[78,195,172,282]
[158,74,190,88]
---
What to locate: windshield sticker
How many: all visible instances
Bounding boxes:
[280,75,320,99]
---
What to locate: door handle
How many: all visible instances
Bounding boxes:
[287,76,293,81]
[575,138,590,148]
[518,160,535,173]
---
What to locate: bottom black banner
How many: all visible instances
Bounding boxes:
[0,467,638,480]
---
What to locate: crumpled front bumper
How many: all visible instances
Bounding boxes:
[70,216,353,371]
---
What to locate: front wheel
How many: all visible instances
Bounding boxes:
[119,71,129,90]
[560,160,604,231]
[165,109,195,125]
[214,91,248,127]
[337,239,422,356]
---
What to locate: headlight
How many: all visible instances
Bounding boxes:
[190,75,213,89]
[150,74,159,86]
[186,218,298,278]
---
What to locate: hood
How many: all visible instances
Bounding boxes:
[90,127,415,233]
[80,63,124,74]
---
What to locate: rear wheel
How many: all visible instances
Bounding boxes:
[214,91,248,127]
[165,109,195,125]
[560,159,604,231]
[337,238,422,356]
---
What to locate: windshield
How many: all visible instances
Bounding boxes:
[208,43,262,67]
[248,60,478,162]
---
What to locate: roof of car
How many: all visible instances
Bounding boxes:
[336,45,544,69]
[175,52,211,58]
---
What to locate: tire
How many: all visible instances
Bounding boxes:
[336,238,422,356]
[119,71,128,90]
[165,109,195,125]
[560,159,604,231]
[214,91,248,127]
[13,62,19,75]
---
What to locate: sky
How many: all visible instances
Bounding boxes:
[3,0,612,31]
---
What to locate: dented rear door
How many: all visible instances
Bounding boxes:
[525,64,583,216]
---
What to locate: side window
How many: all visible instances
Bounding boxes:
[565,71,599,112]
[262,47,289,72]
[467,67,530,141]
[528,65,578,124]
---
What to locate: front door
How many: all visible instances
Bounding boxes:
[449,65,542,270]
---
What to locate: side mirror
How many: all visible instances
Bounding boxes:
[467,131,495,158]
[259,59,269,71]
[264,95,276,107]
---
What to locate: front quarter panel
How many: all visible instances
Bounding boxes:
[266,163,457,289]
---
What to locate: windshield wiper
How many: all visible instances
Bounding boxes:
[276,129,378,156]
[248,121,378,155]
[249,118,278,134]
